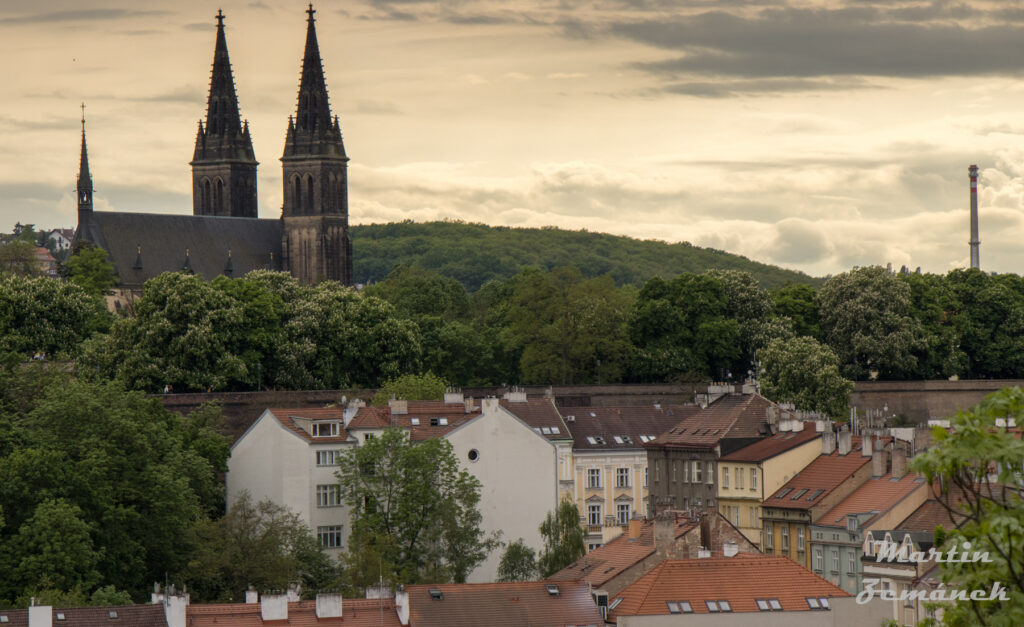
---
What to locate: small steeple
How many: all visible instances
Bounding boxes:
[77,103,93,215]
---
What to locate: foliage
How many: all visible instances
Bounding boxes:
[772,283,820,339]
[181,492,341,602]
[497,538,538,582]
[364,264,470,320]
[537,499,586,578]
[0,240,40,276]
[759,336,853,418]
[0,274,110,361]
[910,387,1024,626]
[63,244,118,296]
[370,372,448,406]
[338,428,499,587]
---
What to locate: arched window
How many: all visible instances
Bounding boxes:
[215,178,224,214]
[307,175,315,212]
[202,179,211,213]
[293,175,301,212]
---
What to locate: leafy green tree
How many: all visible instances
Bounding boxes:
[759,336,853,418]
[0,240,40,276]
[0,274,110,361]
[772,283,820,339]
[911,387,1024,626]
[364,264,471,321]
[181,492,340,602]
[537,499,585,578]
[338,428,499,587]
[817,266,924,380]
[8,499,102,594]
[63,244,118,296]
[899,271,966,380]
[371,372,448,406]
[497,538,538,582]
[945,270,1024,379]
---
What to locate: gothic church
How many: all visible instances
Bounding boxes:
[74,6,353,288]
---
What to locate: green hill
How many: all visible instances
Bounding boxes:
[352,220,821,291]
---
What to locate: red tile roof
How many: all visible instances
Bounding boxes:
[187,599,401,627]
[815,471,928,528]
[609,555,850,620]
[564,406,695,451]
[347,405,480,441]
[0,605,167,627]
[719,428,821,462]
[406,581,603,627]
[762,441,872,511]
[647,394,772,449]
[266,407,351,444]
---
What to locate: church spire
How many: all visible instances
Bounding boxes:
[77,103,93,215]
[283,4,345,157]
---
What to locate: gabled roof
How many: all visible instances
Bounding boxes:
[187,599,400,627]
[0,605,167,627]
[815,471,927,528]
[347,403,482,441]
[406,581,603,627]
[609,555,850,619]
[565,405,694,451]
[719,428,821,462]
[762,439,871,511]
[264,407,351,444]
[898,488,970,532]
[499,397,570,441]
[647,393,773,449]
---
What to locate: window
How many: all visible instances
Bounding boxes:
[706,601,720,613]
[316,484,342,507]
[751,468,757,490]
[848,551,856,573]
[682,460,689,482]
[588,543,602,551]
[731,506,739,526]
[791,488,809,500]
[588,505,602,526]
[587,468,601,488]
[694,461,702,483]
[316,450,341,466]
[776,487,793,499]
[781,526,789,551]
[616,467,630,488]
[847,517,859,532]
[410,417,420,426]
[831,549,840,572]
[769,599,782,610]
[644,466,648,487]
[722,467,730,488]
[798,527,805,551]
[666,601,693,614]
[718,601,732,612]
[363,434,374,443]
[750,506,759,527]
[807,488,825,501]
[764,522,773,550]
[429,417,449,426]
[807,597,830,610]
[737,466,744,489]
[312,422,338,437]
[318,525,343,548]
[756,599,770,611]
[672,462,677,482]
[706,600,730,613]
[814,548,823,570]
[706,462,714,484]
[617,503,630,525]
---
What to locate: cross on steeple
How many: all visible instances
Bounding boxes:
[80,102,86,128]
[216,8,225,27]
[306,3,315,20]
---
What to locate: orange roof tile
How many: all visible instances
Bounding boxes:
[815,471,927,528]
[266,407,351,444]
[347,405,482,441]
[762,441,872,511]
[720,428,821,462]
[406,581,603,627]
[647,394,772,449]
[187,599,400,627]
[609,555,850,620]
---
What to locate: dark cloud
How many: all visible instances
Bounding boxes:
[655,76,874,98]
[0,9,167,25]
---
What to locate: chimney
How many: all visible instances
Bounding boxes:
[862,435,873,458]
[388,399,408,415]
[872,449,889,478]
[464,397,475,413]
[260,593,288,622]
[315,592,343,619]
[837,431,852,456]
[654,512,677,556]
[821,431,837,455]
[28,606,52,627]
[628,517,644,539]
[892,446,908,480]
[164,593,189,627]
[481,397,500,413]
[443,387,463,405]
[697,548,712,558]
[286,583,301,602]
[245,586,258,604]
[395,585,410,626]
[723,541,739,558]
[791,420,804,432]
[699,515,711,552]
[969,164,981,270]
[505,387,528,403]
[780,419,792,432]
[815,420,828,432]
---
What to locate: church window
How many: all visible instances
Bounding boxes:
[203,179,211,213]
[215,178,224,213]
[307,175,315,211]
[293,176,301,211]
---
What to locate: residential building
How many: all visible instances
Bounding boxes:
[760,432,873,569]
[607,554,890,626]
[34,247,58,277]
[398,581,603,627]
[716,424,822,547]
[645,390,776,515]
[186,593,400,627]
[0,605,170,627]
[562,405,687,546]
[810,445,929,594]
[47,228,74,251]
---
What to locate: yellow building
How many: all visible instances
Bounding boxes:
[716,424,822,548]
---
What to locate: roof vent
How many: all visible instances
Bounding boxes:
[428,589,443,601]
[566,415,575,422]
[108,611,119,619]
[545,584,560,596]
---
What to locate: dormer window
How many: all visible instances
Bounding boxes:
[847,517,859,532]
[312,422,339,437]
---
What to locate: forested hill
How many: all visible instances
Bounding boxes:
[351,221,820,291]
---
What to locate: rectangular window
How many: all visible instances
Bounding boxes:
[317,525,343,548]
[312,422,339,437]
[764,522,773,550]
[616,467,630,488]
[781,526,789,551]
[751,468,757,490]
[694,461,702,483]
[644,466,648,487]
[832,549,840,572]
[588,505,602,526]
[814,548,823,571]
[848,551,856,574]
[316,450,341,466]
[722,467,729,488]
[737,467,744,489]
[731,506,739,527]
[798,527,805,551]
[672,462,677,482]
[617,503,630,525]
[683,460,689,483]
[706,462,714,484]
[587,468,601,488]
[316,484,342,507]
[750,506,759,528]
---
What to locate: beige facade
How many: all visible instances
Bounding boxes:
[571,449,650,546]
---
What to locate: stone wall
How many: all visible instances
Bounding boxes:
[851,379,1024,423]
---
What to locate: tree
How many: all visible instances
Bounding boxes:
[772,283,820,339]
[181,492,340,602]
[364,264,470,321]
[497,538,538,582]
[910,387,1024,626]
[0,240,40,276]
[370,372,448,406]
[63,244,118,296]
[537,499,585,578]
[338,428,499,587]
[759,336,853,418]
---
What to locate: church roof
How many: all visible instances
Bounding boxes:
[75,211,282,287]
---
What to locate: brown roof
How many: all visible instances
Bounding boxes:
[898,484,971,532]
[762,440,872,511]
[565,406,695,451]
[499,398,571,441]
[720,428,821,462]
[347,405,481,441]
[609,555,850,619]
[406,581,603,627]
[265,407,351,444]
[548,516,701,587]
[815,471,928,528]
[187,599,400,627]
[0,605,167,627]
[647,394,772,449]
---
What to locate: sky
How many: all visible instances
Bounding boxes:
[3,0,1024,278]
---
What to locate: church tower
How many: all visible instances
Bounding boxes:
[77,103,93,222]
[280,4,352,285]
[191,10,258,218]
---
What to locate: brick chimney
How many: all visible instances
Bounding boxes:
[872,449,890,478]
[891,446,908,480]
[388,399,408,415]
[654,512,678,557]
[837,431,852,456]
[628,518,644,539]
[821,431,837,455]
[443,388,463,405]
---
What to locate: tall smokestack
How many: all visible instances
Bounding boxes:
[969,164,980,270]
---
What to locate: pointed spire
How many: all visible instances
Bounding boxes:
[283,4,345,158]
[77,103,93,214]
[192,10,255,163]
[224,248,234,275]
[133,245,143,270]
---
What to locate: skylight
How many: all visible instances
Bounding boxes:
[791,488,809,500]
[622,435,633,444]
[439,417,448,426]
[776,488,793,498]
[594,436,606,445]
[769,599,782,610]
[807,489,824,501]
[551,426,560,434]
[587,436,598,445]
[613,436,624,444]
[410,418,420,426]
[542,427,552,434]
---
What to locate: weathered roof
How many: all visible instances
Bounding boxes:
[815,471,927,528]
[499,398,571,441]
[75,211,282,288]
[898,487,970,532]
[347,403,482,441]
[265,407,351,444]
[0,605,167,627]
[187,599,400,627]
[406,581,603,627]
[647,394,772,449]
[719,428,821,462]
[565,405,694,451]
[762,440,871,511]
[609,555,850,619]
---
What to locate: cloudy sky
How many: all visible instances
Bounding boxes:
[3,0,1024,277]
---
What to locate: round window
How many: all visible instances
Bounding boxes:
[468,449,480,462]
